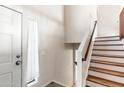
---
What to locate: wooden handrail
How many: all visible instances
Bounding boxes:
[82,21,97,61]
[120,7,124,39]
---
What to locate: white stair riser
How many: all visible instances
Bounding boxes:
[92,50,124,57]
[90,63,124,73]
[94,41,123,45]
[88,71,124,84]
[93,46,124,50]
[95,37,120,41]
[86,81,106,87]
[91,56,124,63]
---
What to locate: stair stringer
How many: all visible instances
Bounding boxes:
[82,37,95,86]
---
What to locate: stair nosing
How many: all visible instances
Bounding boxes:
[91,60,124,67]
[87,78,110,87]
[96,36,119,38]
[94,44,123,46]
[92,54,124,58]
[93,49,124,51]
[89,67,124,77]
[95,39,120,42]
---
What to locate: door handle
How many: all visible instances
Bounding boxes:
[16,60,21,65]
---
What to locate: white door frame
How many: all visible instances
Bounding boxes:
[1,5,24,87]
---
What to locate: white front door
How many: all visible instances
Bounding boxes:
[0,6,22,87]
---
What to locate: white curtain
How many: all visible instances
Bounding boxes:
[27,18,39,85]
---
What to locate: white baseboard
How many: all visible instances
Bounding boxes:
[41,80,53,87]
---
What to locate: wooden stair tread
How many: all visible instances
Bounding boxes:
[94,44,123,46]
[96,36,119,38]
[89,67,124,77]
[93,49,124,51]
[95,39,120,42]
[91,60,124,67]
[92,54,124,58]
[86,36,124,87]
[87,75,124,87]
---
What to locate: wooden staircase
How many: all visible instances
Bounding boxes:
[86,36,124,87]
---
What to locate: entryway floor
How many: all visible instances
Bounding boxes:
[46,82,63,87]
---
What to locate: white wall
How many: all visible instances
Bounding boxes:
[28,6,74,87]
[27,6,66,87]
[7,5,73,87]
[6,5,97,87]
[97,5,121,37]
[64,5,97,43]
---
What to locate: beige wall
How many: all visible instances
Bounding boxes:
[97,5,121,37]
[8,5,73,87]
[33,6,73,86]
[64,5,97,43]
[6,5,97,87]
